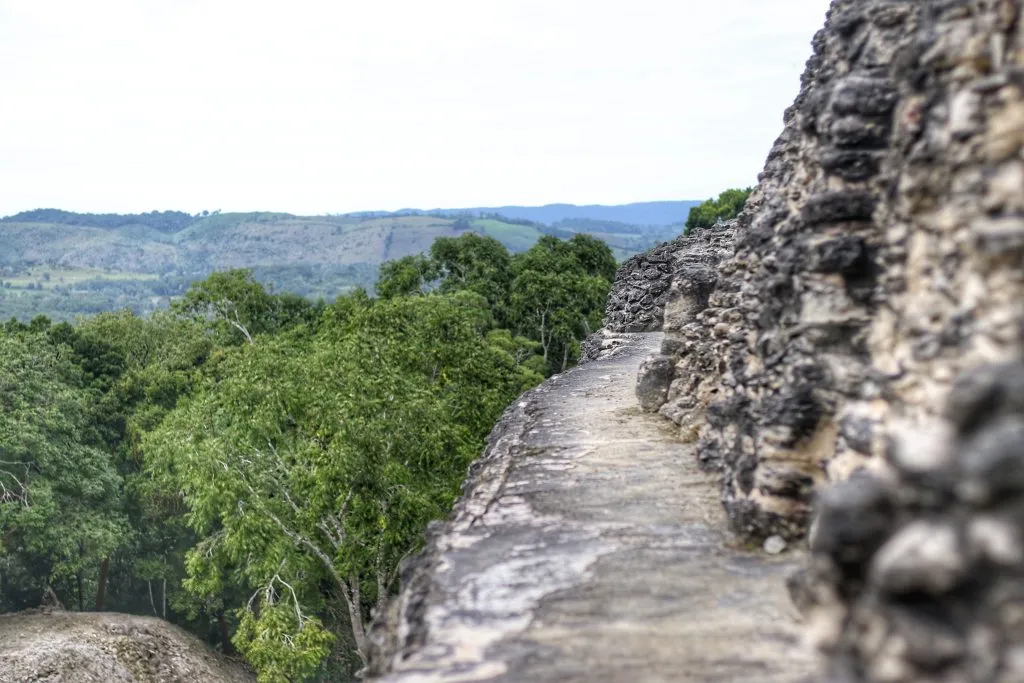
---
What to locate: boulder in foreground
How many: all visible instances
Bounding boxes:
[0,610,253,683]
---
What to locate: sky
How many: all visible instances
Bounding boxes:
[0,0,831,216]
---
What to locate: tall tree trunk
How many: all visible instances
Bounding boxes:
[77,571,83,612]
[561,342,569,372]
[95,557,109,610]
[376,571,389,618]
[148,580,158,616]
[217,609,234,655]
[161,578,166,619]
[539,311,549,363]
[345,577,368,666]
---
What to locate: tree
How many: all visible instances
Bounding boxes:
[374,255,438,299]
[0,333,126,611]
[145,292,538,680]
[429,233,512,316]
[71,311,216,624]
[172,270,318,345]
[508,236,612,373]
[565,233,617,283]
[172,270,276,345]
[684,187,753,232]
[0,223,615,676]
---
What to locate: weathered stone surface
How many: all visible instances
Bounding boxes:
[367,334,812,682]
[0,611,253,683]
[635,353,673,411]
[632,0,1024,677]
[802,362,1024,683]
[603,237,685,333]
[653,0,1024,548]
[577,329,632,365]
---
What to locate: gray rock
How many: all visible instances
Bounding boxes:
[764,535,788,555]
[946,362,1024,436]
[0,611,253,683]
[958,416,1024,503]
[808,362,1024,682]
[869,521,967,595]
[800,191,877,225]
[635,354,674,412]
[810,472,895,568]
[629,0,1024,678]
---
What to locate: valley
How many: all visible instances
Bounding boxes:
[0,206,690,320]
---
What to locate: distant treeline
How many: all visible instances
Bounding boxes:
[334,200,702,227]
[3,207,688,236]
[338,208,542,227]
[1,209,200,233]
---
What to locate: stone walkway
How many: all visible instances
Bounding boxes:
[370,333,815,682]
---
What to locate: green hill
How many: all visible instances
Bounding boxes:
[0,210,680,320]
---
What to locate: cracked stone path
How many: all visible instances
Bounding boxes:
[372,333,815,683]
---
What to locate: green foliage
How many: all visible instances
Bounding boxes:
[684,187,754,232]
[172,269,320,344]
[145,292,537,677]
[74,311,215,623]
[235,606,335,683]
[0,229,614,681]
[374,255,438,299]
[430,233,512,312]
[507,235,613,373]
[0,208,197,232]
[0,332,126,610]
[377,232,614,375]
[564,233,618,283]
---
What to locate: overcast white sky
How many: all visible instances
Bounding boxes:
[0,1,830,216]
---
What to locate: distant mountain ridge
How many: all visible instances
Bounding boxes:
[2,201,700,230]
[385,201,701,227]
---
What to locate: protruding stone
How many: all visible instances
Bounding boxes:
[957,416,1024,503]
[974,218,1024,256]
[946,363,1024,436]
[810,473,895,568]
[635,354,674,412]
[831,78,898,117]
[869,521,967,595]
[820,149,882,181]
[802,191,877,225]
[830,115,891,148]
[966,515,1024,566]
[764,535,788,554]
[885,418,956,478]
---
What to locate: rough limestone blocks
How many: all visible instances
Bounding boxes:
[795,362,1024,683]
[626,0,1024,679]
[603,237,681,333]
[644,0,1024,546]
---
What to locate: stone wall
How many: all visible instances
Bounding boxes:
[602,236,681,332]
[796,362,1024,682]
[640,0,1024,543]
[631,0,1024,679]
[641,0,915,541]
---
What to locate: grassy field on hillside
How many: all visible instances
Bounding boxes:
[0,211,679,320]
[470,219,544,251]
[3,267,159,290]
